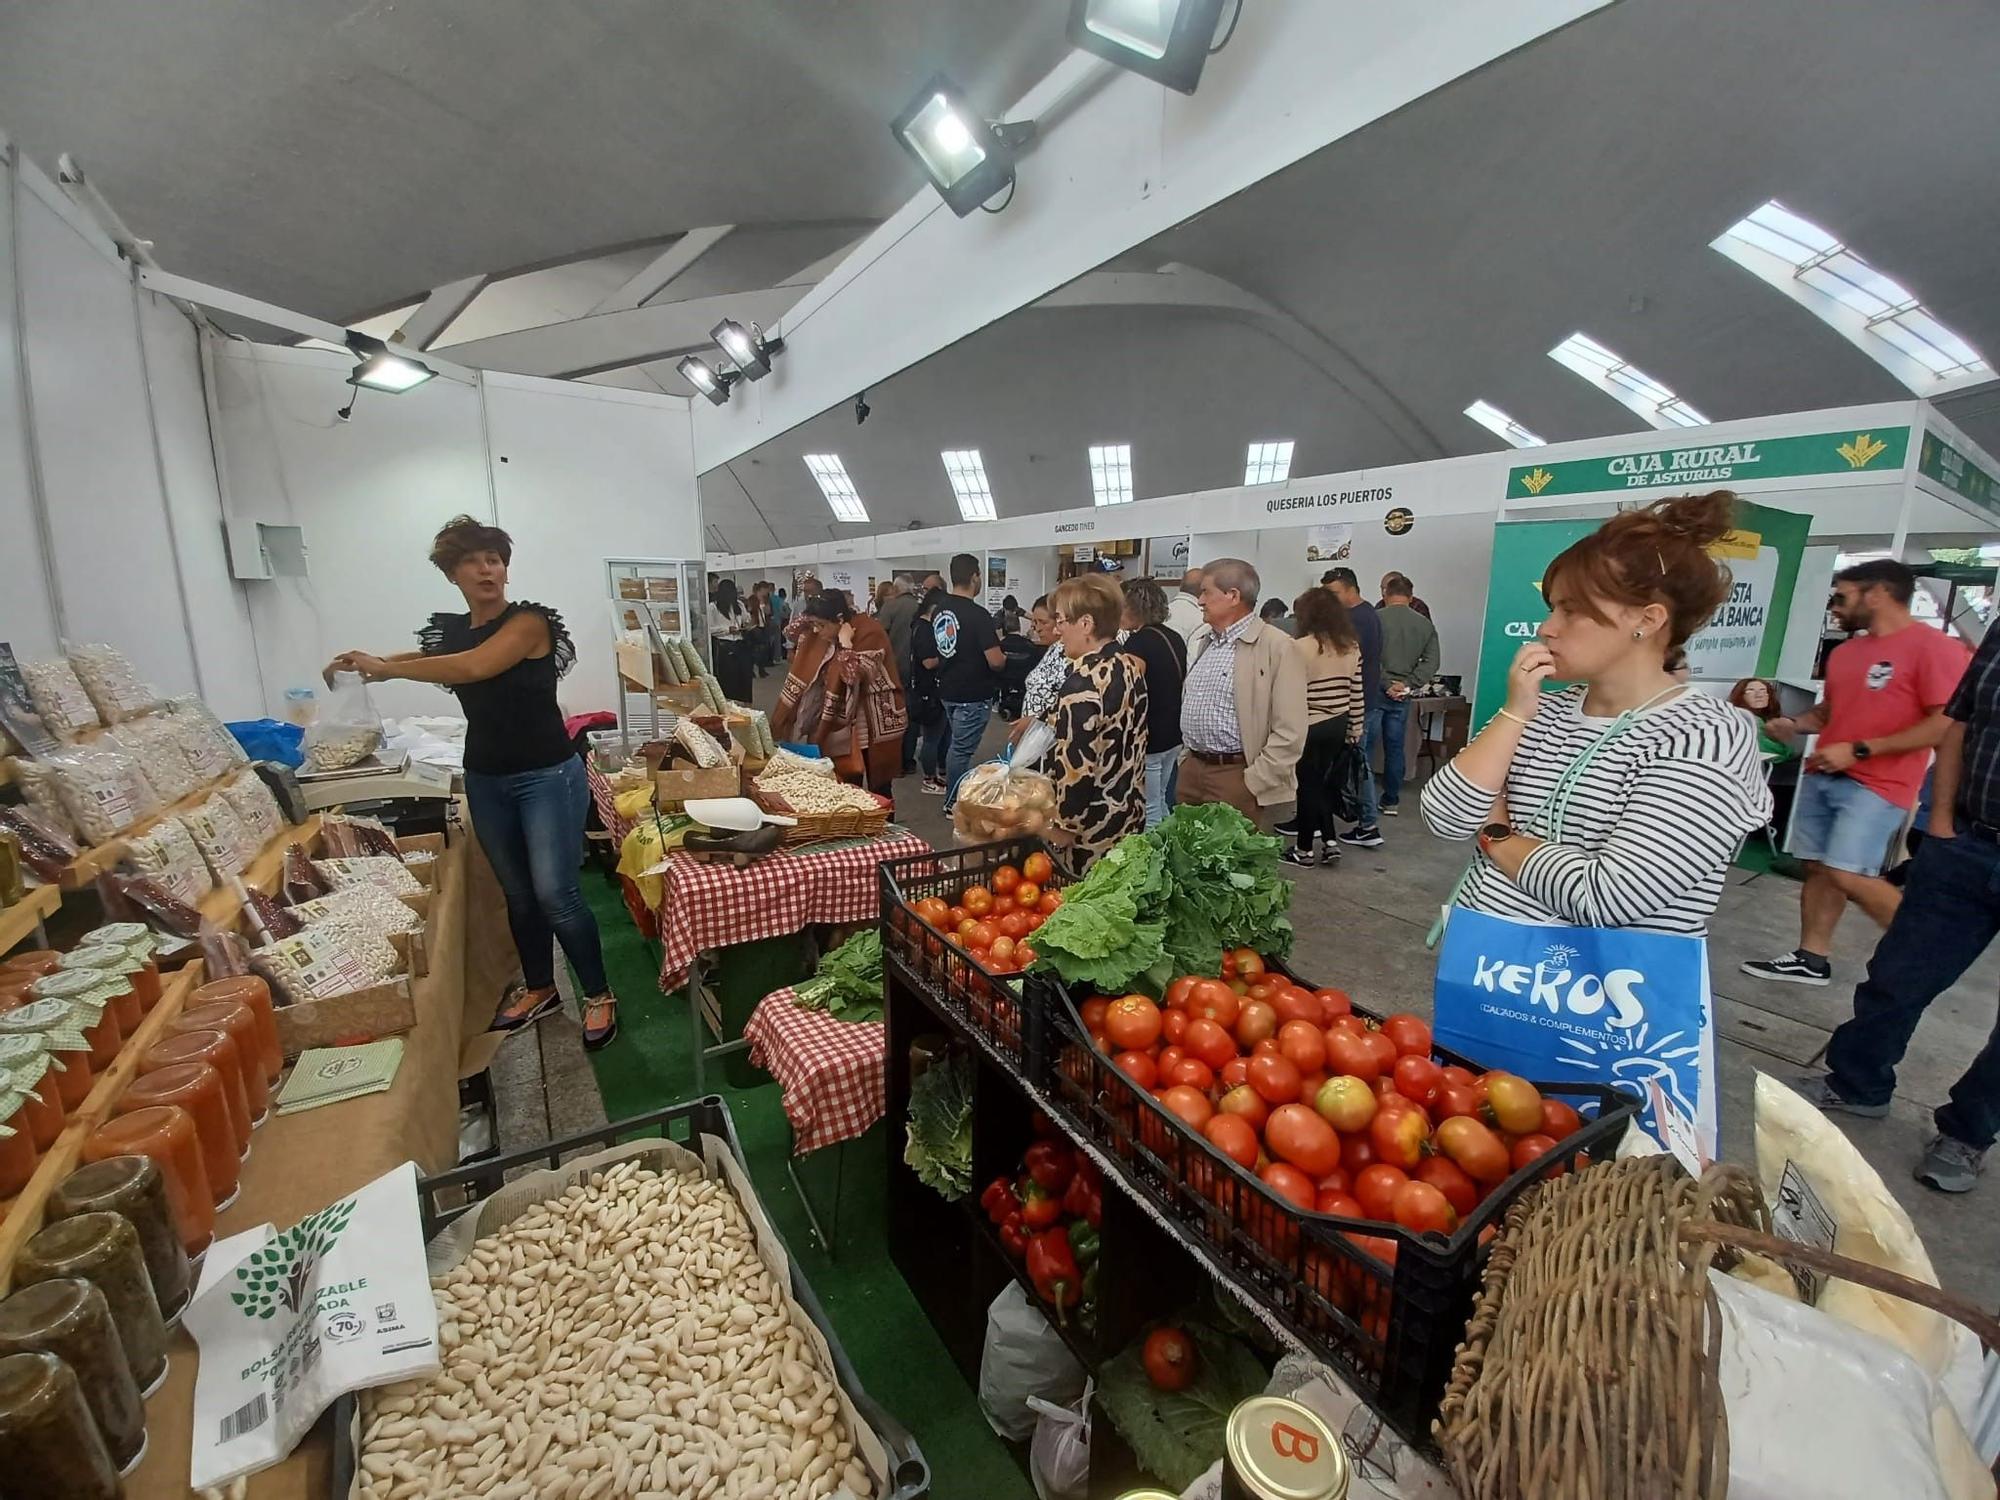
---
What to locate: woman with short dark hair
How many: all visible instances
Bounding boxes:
[709,578,753,703]
[327,515,618,1048]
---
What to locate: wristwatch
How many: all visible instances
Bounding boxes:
[1478,821,1514,855]
[1852,741,1873,761]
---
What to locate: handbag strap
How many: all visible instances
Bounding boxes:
[1426,685,1688,948]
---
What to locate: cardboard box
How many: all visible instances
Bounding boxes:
[275,976,415,1057]
[655,764,741,807]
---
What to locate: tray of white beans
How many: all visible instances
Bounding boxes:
[336,1098,928,1500]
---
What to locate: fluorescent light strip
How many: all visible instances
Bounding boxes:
[1712,199,1989,392]
[803,453,869,523]
[940,449,997,522]
[1463,400,1545,448]
[1244,440,1295,485]
[1548,332,1708,430]
[1088,443,1133,506]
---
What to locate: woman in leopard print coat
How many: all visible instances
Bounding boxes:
[1041,574,1149,877]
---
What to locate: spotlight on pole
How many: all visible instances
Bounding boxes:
[1069,0,1233,94]
[710,319,784,381]
[678,355,739,407]
[890,73,1036,217]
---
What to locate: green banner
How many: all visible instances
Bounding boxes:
[1917,430,2000,520]
[1471,519,1596,724]
[1507,426,1909,500]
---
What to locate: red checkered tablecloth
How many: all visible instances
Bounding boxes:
[743,987,887,1154]
[586,761,639,846]
[655,829,931,994]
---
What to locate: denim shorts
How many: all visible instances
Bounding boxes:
[1789,772,1908,876]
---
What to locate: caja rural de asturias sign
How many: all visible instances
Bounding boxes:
[1507,427,1909,500]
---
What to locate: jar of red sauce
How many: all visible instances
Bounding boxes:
[171,1001,268,1123]
[140,1030,250,1157]
[28,973,121,1067]
[0,1037,65,1152]
[117,1061,239,1210]
[0,952,62,980]
[0,1004,94,1111]
[0,1090,39,1197]
[191,976,282,1086]
[83,1106,214,1259]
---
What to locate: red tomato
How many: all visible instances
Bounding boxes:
[948,905,969,928]
[1165,976,1199,1009]
[1297,1072,1328,1102]
[1234,999,1278,1049]
[1340,1132,1379,1175]
[1156,1044,1186,1076]
[1325,1028,1382,1082]
[1166,1056,1216,1092]
[1245,979,1278,1004]
[1025,914,1046,934]
[996,911,1030,940]
[1315,1168,1351,1195]
[1374,1073,1402,1099]
[914,897,950,928]
[1017,941,1039,965]
[1360,1029,1400,1076]
[1511,1133,1563,1174]
[1259,1162,1315,1211]
[988,936,1017,966]
[1039,890,1063,915]
[1313,1075,1378,1133]
[1439,1064,1475,1088]
[1380,1013,1433,1058]
[1415,1157,1479,1218]
[1391,1179,1457,1235]
[1353,1163,1410,1220]
[1435,1084,1480,1120]
[1369,1103,1429,1171]
[1346,1232,1400,1271]
[1227,978,1250,996]
[956,917,980,941]
[1392,1054,1443,1107]
[1113,1050,1158,1090]
[990,866,1021,895]
[1247,1053,1303,1106]
[1105,995,1164,1052]
[1088,1028,1109,1053]
[1080,997,1110,1031]
[1250,1037,1282,1061]
[1159,1085,1214,1132]
[1219,1056,1251,1090]
[1265,1104,1342,1177]
[1204,1112,1260,1169]
[1231,949,1267,980]
[1272,987,1322,1026]
[1022,851,1053,886]
[1328,1013,1367,1035]
[1013,882,1041,909]
[1216,1083,1269,1132]
[1483,1073,1544,1136]
[1188,982,1241,1029]
[1162,1008,1189,1046]
[1435,1117,1511,1185]
[1142,1327,1199,1391]
[1539,1098,1584,1140]
[1181,1018,1234,1072]
[992,895,1018,918]
[1314,987,1353,1023]
[1315,1187,1362,1216]
[961,885,994,916]
[1276,1020,1327,1076]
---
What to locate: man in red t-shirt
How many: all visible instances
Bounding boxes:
[1743,559,1970,985]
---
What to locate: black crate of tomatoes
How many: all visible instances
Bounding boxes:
[879,840,1069,1073]
[1034,951,1634,1445]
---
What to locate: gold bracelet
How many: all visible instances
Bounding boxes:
[1492,707,1532,729]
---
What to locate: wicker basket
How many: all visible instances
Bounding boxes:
[751,788,892,846]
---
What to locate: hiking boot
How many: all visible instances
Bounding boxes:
[1915,1134,1985,1193]
[1740,951,1831,986]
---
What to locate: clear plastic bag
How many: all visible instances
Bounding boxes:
[163,695,249,768]
[125,819,214,907]
[107,714,205,802]
[1027,1383,1092,1500]
[47,743,161,844]
[178,796,257,880]
[0,804,80,882]
[303,672,384,772]
[317,855,423,897]
[9,758,76,839]
[20,657,100,740]
[953,724,1059,845]
[96,870,203,939]
[318,812,399,859]
[219,771,285,849]
[978,1283,1087,1442]
[67,642,162,724]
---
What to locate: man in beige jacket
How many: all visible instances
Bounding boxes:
[1178,558,1308,824]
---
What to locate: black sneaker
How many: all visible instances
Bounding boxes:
[1338,826,1384,849]
[1740,951,1831,986]
[1381,803,1400,817]
[1282,840,1322,867]
[1272,817,1301,837]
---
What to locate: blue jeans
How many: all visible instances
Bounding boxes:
[1825,832,2000,1148]
[1378,699,1407,809]
[940,700,994,810]
[1790,772,1907,876]
[464,757,609,997]
[1144,747,1180,830]
[1354,704,1385,826]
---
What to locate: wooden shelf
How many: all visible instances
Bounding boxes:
[56,772,240,891]
[0,886,61,959]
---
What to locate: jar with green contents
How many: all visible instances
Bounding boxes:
[0,1000,94,1108]
[0,1351,121,1500]
[28,970,123,1067]
[0,1034,66,1152]
[0,1278,146,1471]
[15,1212,169,1395]
[56,946,144,1036]
[50,1154,192,1327]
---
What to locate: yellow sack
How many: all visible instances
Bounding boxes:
[615,813,691,910]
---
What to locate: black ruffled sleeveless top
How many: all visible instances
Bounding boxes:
[417,602,575,776]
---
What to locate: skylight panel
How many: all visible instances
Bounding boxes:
[1548,333,1709,430]
[1463,400,1545,448]
[940,449,997,522]
[1088,444,1133,506]
[803,454,869,523]
[1712,200,1989,389]
[1243,440,1295,485]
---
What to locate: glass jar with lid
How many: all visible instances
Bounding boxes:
[0,1001,95,1109]
[77,925,162,1011]
[15,1212,170,1396]
[0,951,62,980]
[192,974,283,1086]
[0,1035,65,1151]
[51,1154,192,1327]
[0,1278,146,1471]
[118,1061,240,1209]
[28,971,122,1067]
[0,1351,122,1499]
[173,999,270,1122]
[143,1028,251,1154]
[83,1106,214,1259]
[0,1091,37,1198]
[54,948,142,1037]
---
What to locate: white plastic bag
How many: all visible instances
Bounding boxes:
[303,672,384,772]
[978,1282,1086,1442]
[953,724,1060,845]
[1028,1380,1092,1500]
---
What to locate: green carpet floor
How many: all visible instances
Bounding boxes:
[577,874,1032,1500]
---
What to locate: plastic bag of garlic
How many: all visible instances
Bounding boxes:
[354,1134,894,1500]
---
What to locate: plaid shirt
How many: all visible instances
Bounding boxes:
[1947,625,2000,830]
[1181,613,1253,755]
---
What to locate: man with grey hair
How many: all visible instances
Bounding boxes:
[1177,558,1307,824]
[877,575,920,711]
[1167,567,1205,645]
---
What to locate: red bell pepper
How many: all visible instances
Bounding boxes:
[980,1176,1017,1225]
[1025,1226,1083,1319]
[1023,1140,1075,1197]
[998,1210,1030,1260]
[1017,1179,1063,1230]
[1062,1170,1101,1228]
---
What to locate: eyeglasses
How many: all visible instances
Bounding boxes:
[1052,614,1073,627]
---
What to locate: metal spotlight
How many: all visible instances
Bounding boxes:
[1069,0,1231,94]
[678,355,739,407]
[344,332,435,392]
[890,73,1036,218]
[710,319,784,381]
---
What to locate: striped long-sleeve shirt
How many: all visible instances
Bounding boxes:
[1420,685,1772,935]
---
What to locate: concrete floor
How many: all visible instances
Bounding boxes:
[495,673,2000,1310]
